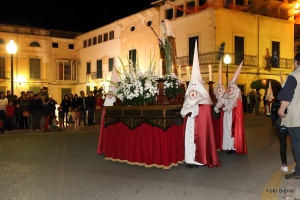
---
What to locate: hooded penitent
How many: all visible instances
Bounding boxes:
[103,66,119,106]
[180,40,212,116]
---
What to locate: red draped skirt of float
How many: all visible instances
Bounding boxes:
[97,106,185,169]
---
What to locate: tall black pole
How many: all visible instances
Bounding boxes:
[10,54,13,96]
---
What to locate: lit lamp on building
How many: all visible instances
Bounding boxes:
[223,54,231,86]
[262,78,267,86]
[6,40,17,96]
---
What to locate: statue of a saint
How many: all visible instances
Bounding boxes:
[159,19,178,75]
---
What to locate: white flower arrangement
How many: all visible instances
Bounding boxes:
[115,55,159,106]
[163,73,183,98]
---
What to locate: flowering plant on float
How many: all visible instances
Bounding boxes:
[163,73,183,98]
[115,56,159,106]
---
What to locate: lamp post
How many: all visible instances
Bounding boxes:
[6,40,17,96]
[223,54,231,86]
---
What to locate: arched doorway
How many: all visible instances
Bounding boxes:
[250,79,281,95]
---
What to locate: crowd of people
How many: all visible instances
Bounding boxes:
[242,89,263,115]
[0,86,104,133]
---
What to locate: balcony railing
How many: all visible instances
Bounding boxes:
[176,52,293,69]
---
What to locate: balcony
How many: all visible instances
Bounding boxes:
[176,52,293,69]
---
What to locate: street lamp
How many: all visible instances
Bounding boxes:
[223,54,231,86]
[6,40,17,96]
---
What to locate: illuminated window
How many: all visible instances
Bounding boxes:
[29,58,41,79]
[57,60,77,81]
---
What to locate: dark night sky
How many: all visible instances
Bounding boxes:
[0,1,155,33]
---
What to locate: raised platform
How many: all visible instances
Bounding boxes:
[105,105,183,131]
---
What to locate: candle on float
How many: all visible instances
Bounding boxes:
[208,65,212,82]
[159,59,163,78]
[186,66,190,81]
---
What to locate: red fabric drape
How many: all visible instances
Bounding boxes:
[97,117,185,169]
[194,105,220,168]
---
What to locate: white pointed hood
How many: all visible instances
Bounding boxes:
[266,81,274,101]
[181,40,212,116]
[214,59,226,100]
[226,61,243,100]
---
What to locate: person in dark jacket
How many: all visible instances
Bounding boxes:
[86,91,96,126]
[43,97,52,132]
[28,93,43,130]
[60,94,71,127]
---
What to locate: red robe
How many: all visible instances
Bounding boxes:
[219,100,248,154]
[184,104,220,168]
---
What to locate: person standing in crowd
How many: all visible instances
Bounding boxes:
[78,91,87,126]
[180,41,220,168]
[5,100,15,130]
[95,93,104,125]
[249,90,256,114]
[6,90,13,103]
[271,86,291,173]
[254,88,262,115]
[17,91,29,130]
[0,91,8,130]
[43,97,52,132]
[86,91,96,126]
[60,94,71,127]
[48,95,57,128]
[74,107,80,131]
[14,103,22,130]
[67,106,76,131]
[278,52,300,179]
[246,92,251,114]
[57,106,64,128]
[71,94,80,109]
[28,93,43,130]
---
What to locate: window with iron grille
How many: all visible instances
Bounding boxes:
[166,8,173,20]
[84,40,87,48]
[109,58,114,72]
[189,36,199,66]
[96,60,102,79]
[88,38,92,46]
[29,58,41,79]
[234,36,244,65]
[0,57,5,78]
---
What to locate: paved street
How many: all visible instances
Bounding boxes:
[0,115,298,200]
